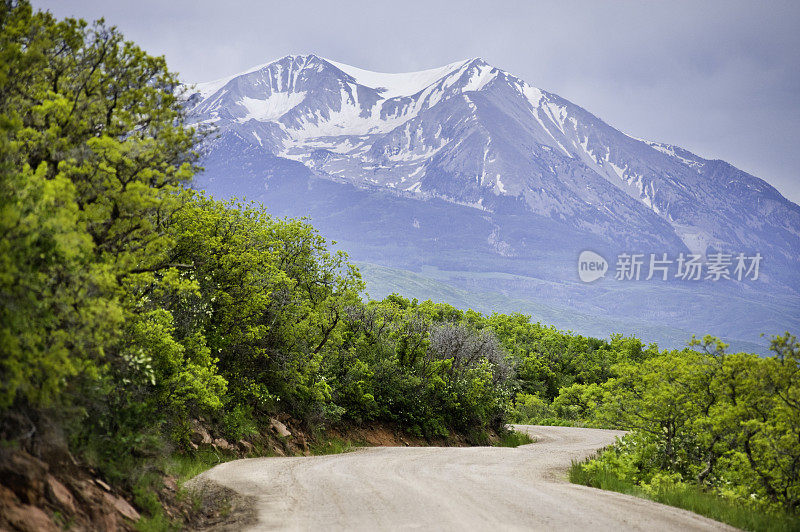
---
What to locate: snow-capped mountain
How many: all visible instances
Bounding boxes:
[186,54,800,265]
[184,54,800,348]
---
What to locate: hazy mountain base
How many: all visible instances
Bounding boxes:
[196,163,799,352]
[356,262,772,355]
[185,53,800,300]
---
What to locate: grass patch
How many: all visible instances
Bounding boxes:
[309,435,365,455]
[135,510,175,532]
[163,447,237,485]
[133,448,241,531]
[569,460,800,532]
[131,470,176,532]
[494,429,535,447]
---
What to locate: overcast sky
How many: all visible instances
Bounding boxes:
[34,0,800,204]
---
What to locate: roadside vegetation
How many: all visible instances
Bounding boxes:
[1,1,799,530]
[562,334,800,530]
[494,430,534,448]
[570,459,800,532]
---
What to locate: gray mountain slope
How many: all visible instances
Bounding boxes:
[185,54,800,349]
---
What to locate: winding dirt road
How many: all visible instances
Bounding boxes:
[191,425,733,531]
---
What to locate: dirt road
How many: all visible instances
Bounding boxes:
[190,425,733,531]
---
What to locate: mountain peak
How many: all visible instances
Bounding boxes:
[323,57,473,98]
[465,57,488,65]
[190,53,325,99]
[191,55,481,101]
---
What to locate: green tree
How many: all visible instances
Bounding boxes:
[0,1,200,414]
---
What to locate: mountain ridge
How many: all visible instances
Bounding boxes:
[183,53,800,348]
[185,54,800,266]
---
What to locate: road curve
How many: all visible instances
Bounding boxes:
[190,425,733,531]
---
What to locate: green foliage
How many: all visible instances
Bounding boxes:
[571,334,800,515]
[491,310,800,517]
[325,298,511,439]
[494,429,534,447]
[552,382,603,420]
[508,393,552,422]
[219,405,259,442]
[485,313,655,402]
[164,195,364,417]
[571,454,800,532]
[309,435,364,455]
[0,0,201,418]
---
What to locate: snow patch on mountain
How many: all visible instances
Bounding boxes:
[190,58,282,99]
[326,58,470,98]
[462,63,498,92]
[238,93,306,122]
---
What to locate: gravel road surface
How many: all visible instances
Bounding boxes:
[190,425,733,531]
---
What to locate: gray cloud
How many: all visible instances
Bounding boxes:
[33,0,800,203]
